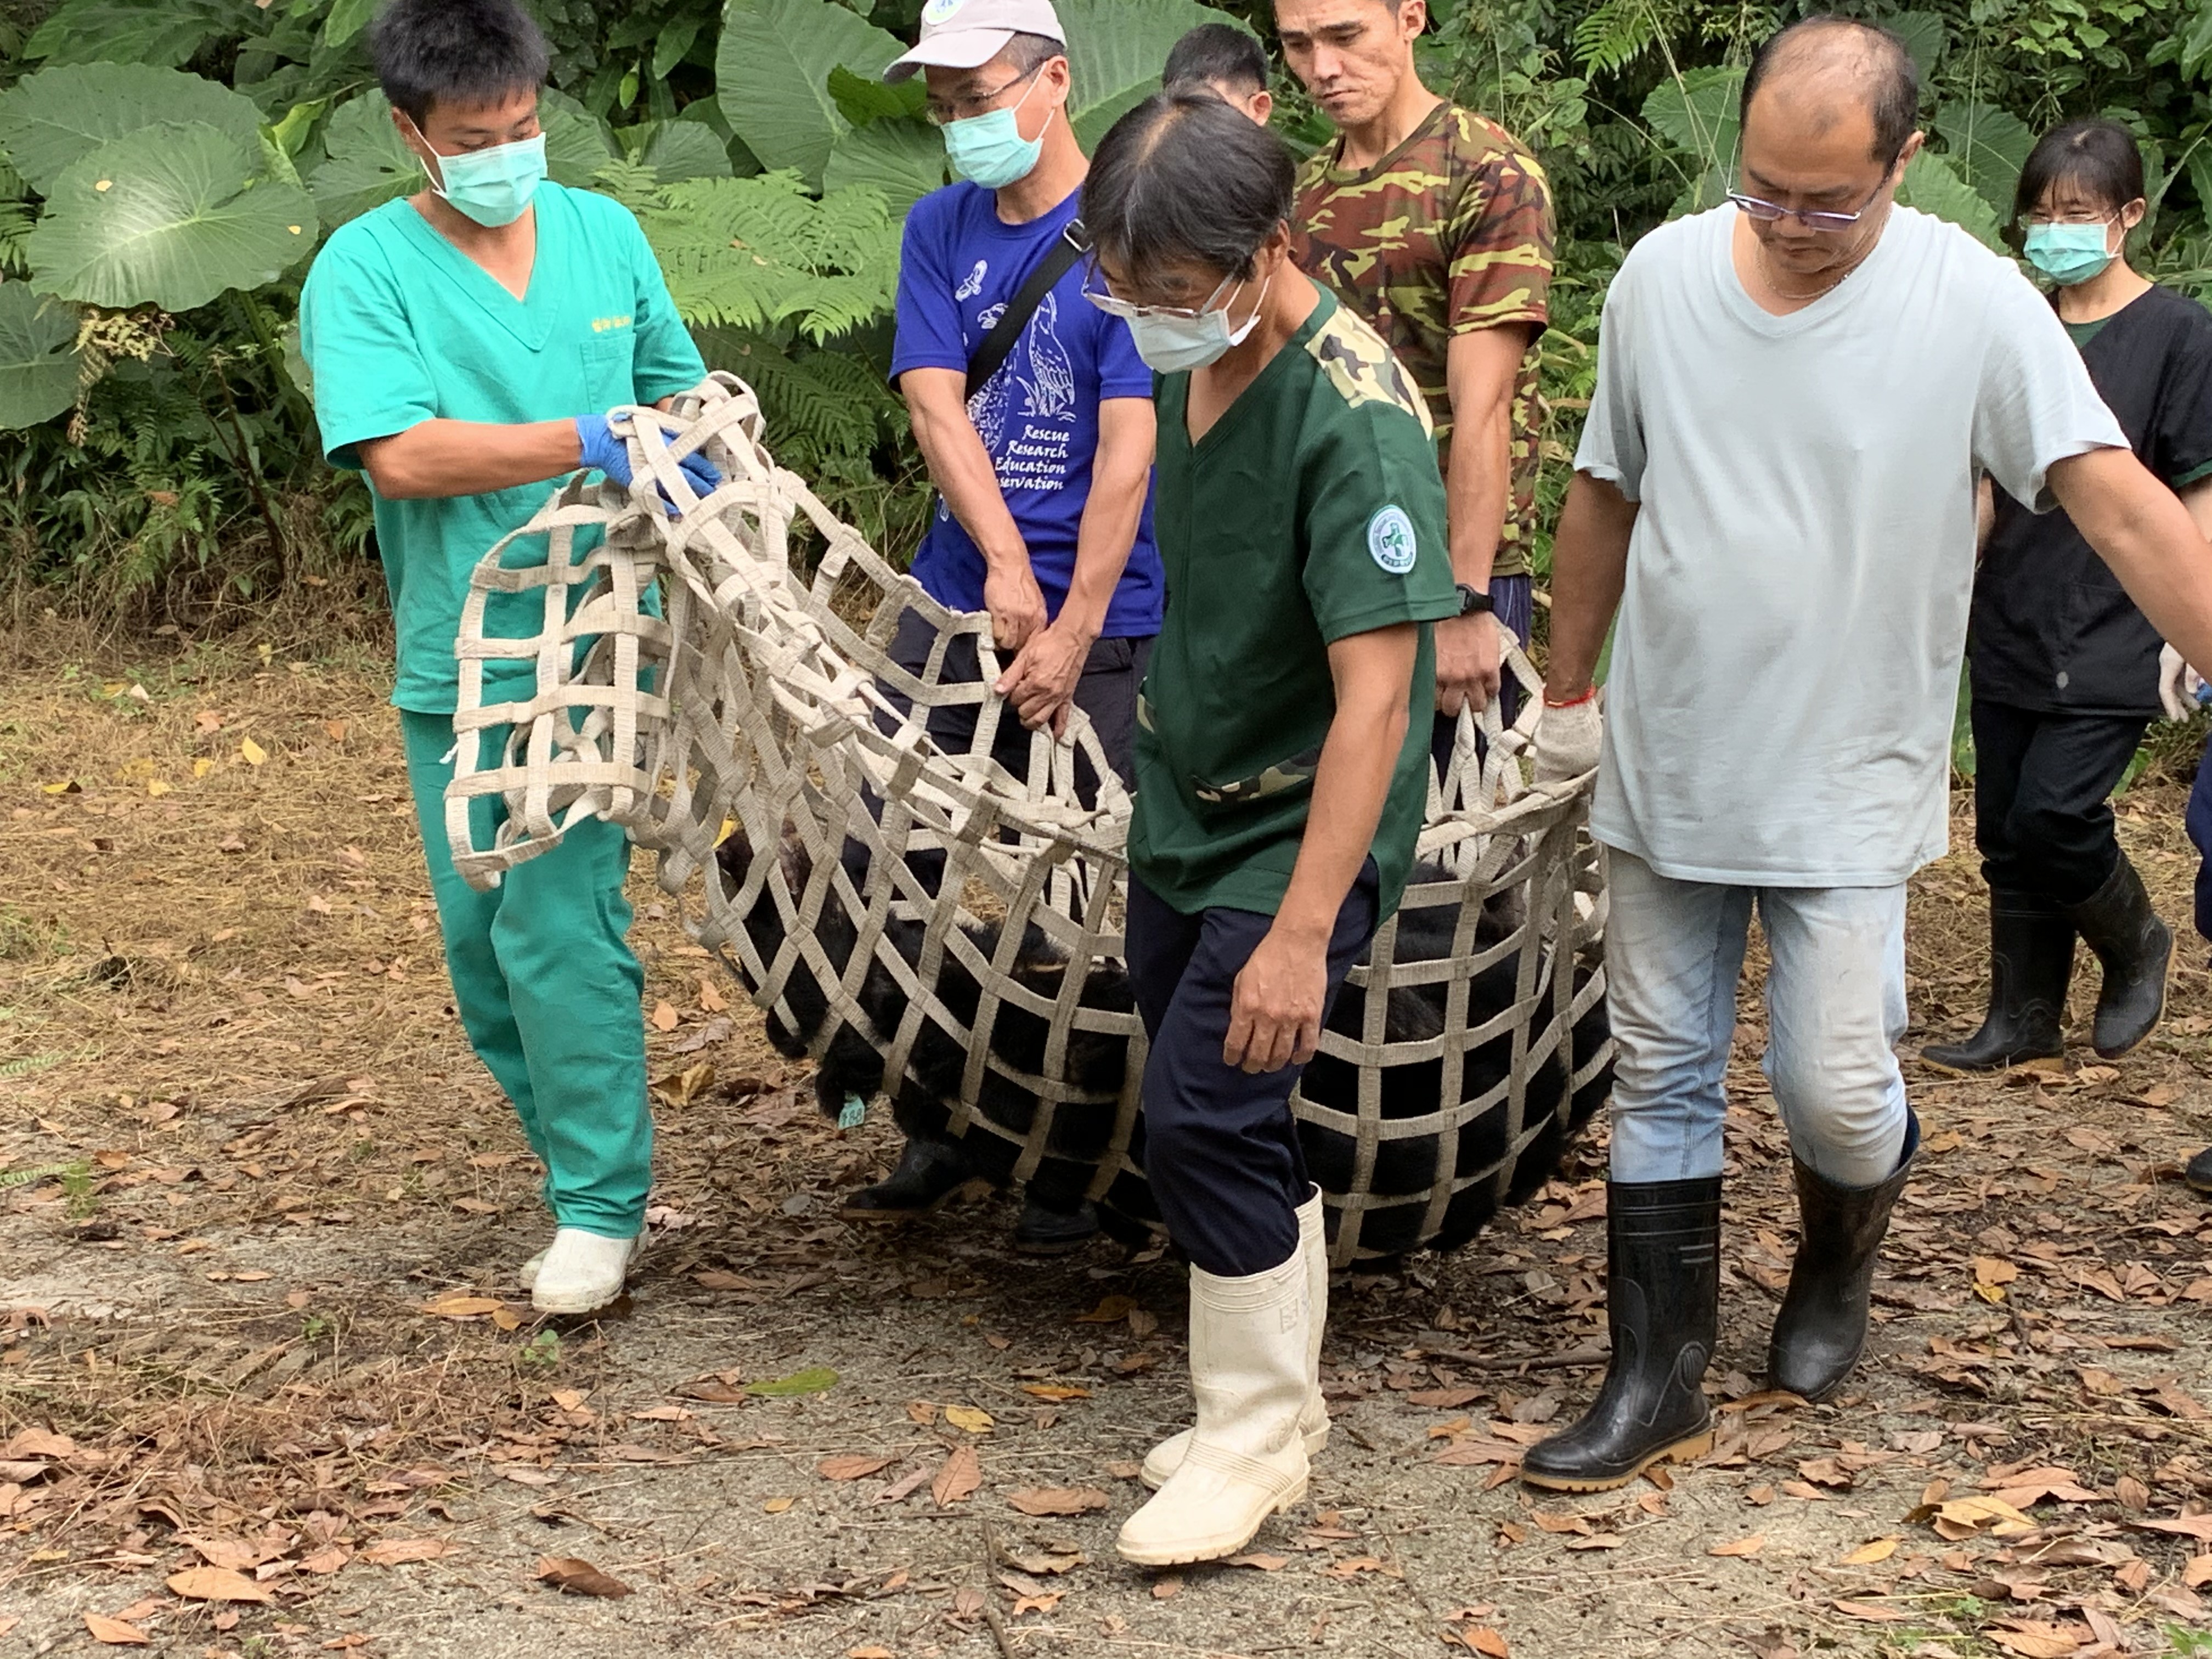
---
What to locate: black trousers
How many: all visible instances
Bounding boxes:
[1970,699,2148,909]
[1125,861,1379,1278]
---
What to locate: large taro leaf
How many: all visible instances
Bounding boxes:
[24,0,259,69]
[1895,149,2002,249]
[309,92,419,228]
[543,89,617,190]
[1059,0,1234,150]
[639,121,735,185]
[27,122,318,312]
[825,117,944,216]
[716,0,906,191]
[0,283,82,430]
[0,64,266,196]
[1934,100,2034,219]
[1889,9,1948,79]
[1643,65,1743,175]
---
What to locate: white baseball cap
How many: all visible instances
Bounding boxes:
[883,0,1065,83]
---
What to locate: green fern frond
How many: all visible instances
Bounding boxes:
[640,173,900,343]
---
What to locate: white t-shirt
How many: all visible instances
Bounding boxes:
[1577,204,2128,886]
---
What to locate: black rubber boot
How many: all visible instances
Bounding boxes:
[1013,1198,1101,1255]
[2064,855,2172,1059]
[841,1135,980,1221]
[1768,1111,1917,1402]
[1921,899,2073,1071]
[1521,1178,1721,1493]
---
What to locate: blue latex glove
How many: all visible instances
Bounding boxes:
[573,414,720,507]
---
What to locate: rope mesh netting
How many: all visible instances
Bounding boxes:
[448,377,1613,1267]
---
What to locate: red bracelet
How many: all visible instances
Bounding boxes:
[1543,684,1599,709]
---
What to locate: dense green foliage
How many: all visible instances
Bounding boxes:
[5,0,2212,615]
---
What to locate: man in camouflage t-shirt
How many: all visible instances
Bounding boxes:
[1278,0,1555,751]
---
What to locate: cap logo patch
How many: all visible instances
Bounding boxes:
[1367,505,1417,575]
[922,0,969,22]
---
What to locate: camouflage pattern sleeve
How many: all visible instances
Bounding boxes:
[1444,115,1555,339]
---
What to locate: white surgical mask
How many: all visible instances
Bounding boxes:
[1093,268,1271,375]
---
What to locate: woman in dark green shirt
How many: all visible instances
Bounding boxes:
[1081,92,1458,1569]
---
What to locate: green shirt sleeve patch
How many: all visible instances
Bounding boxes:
[1367,504,1418,574]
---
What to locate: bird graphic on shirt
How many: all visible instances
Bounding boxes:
[1020,292,1075,421]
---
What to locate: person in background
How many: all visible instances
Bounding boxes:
[1923,118,2211,1073]
[1523,18,2212,1493]
[298,0,719,1314]
[1082,90,1458,1567]
[1163,21,1274,123]
[848,0,1162,1251]
[1276,0,1554,764]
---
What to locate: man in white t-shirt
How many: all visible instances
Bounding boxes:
[1522,16,2212,1494]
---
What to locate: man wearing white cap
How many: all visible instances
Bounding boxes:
[847,0,1163,1246]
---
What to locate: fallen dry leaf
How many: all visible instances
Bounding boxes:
[2133,1515,2212,1542]
[1983,1620,2087,1659]
[358,1538,454,1566]
[1709,1534,1767,1558]
[933,1444,983,1506]
[819,1455,896,1482]
[3,1429,73,1459]
[82,1614,149,1646]
[762,1496,795,1514]
[417,1293,501,1320]
[1839,1537,1900,1565]
[537,1556,633,1598]
[1832,1600,1909,1622]
[650,1000,681,1032]
[166,1567,273,1604]
[1226,1553,1288,1571]
[944,1405,995,1435]
[1458,1627,1511,1659]
[1408,1386,1486,1410]
[1019,1384,1091,1401]
[1006,1486,1109,1517]
[1074,1295,1138,1323]
[2186,1555,2212,1589]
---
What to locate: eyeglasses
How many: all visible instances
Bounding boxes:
[2020,211,2117,229]
[1080,261,1237,321]
[1728,176,1892,233]
[923,62,1045,126]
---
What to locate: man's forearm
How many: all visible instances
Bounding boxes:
[1544,472,1638,697]
[1273,628,1421,944]
[360,418,580,500]
[1058,402,1156,639]
[2058,448,2212,679]
[1446,408,1511,588]
[902,371,1025,569]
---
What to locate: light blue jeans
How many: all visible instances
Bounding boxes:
[1605,849,1911,1189]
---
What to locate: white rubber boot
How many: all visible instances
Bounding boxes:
[1141,1188,1328,1489]
[517,1248,548,1292]
[1116,1244,1313,1567]
[530,1229,643,1314]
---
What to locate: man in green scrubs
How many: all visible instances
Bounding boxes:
[1082,92,1458,1566]
[299,0,712,1314]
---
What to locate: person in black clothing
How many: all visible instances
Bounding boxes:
[1926,119,2212,1071]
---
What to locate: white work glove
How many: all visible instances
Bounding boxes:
[2160,643,2205,721]
[1533,690,1603,785]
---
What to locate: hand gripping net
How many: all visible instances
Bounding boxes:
[448,376,1613,1267]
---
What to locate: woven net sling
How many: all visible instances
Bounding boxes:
[447,376,1615,1268]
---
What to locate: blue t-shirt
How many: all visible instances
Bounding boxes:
[890,182,1163,639]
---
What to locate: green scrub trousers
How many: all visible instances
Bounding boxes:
[401,713,652,1238]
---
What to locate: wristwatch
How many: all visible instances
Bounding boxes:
[1455,583,1496,618]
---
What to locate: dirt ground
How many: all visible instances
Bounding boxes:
[9,636,2212,1659]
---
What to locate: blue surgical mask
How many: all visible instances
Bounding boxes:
[944,73,1049,190]
[1123,270,1271,375]
[407,117,547,228]
[2023,219,2115,286]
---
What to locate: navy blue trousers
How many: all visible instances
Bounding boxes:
[1430,572,1534,781]
[1126,862,1380,1278]
[2188,737,2212,945]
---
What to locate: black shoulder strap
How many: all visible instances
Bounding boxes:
[965,218,1089,400]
